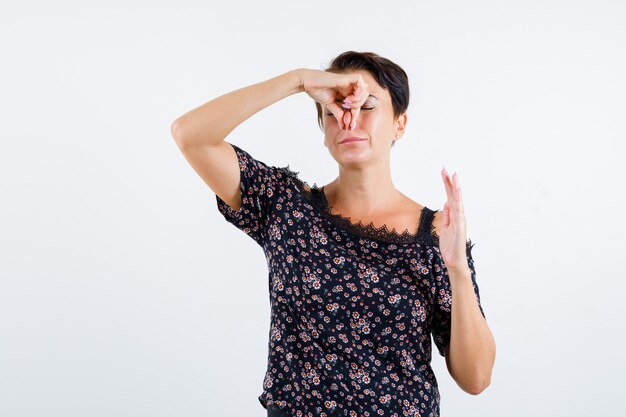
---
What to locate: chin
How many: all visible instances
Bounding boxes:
[332,148,372,166]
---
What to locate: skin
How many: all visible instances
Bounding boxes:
[315,69,497,394]
[438,169,497,394]
[172,67,496,394]
[318,69,419,235]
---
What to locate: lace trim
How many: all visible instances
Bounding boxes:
[318,188,427,245]
[278,165,435,245]
[278,164,477,251]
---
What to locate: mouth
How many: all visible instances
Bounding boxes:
[340,137,367,144]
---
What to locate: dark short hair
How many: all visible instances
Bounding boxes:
[315,51,410,148]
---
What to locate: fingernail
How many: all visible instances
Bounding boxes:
[350,120,355,130]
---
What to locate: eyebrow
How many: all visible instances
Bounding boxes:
[334,94,378,102]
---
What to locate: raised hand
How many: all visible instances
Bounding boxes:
[438,167,471,275]
[300,69,370,130]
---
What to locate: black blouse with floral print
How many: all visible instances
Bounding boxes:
[215,142,486,417]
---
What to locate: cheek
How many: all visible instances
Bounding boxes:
[359,114,380,130]
[324,119,341,133]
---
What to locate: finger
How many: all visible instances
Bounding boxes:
[452,173,460,199]
[448,173,463,217]
[350,107,360,130]
[342,78,366,101]
[345,82,367,105]
[452,173,465,212]
[441,169,459,225]
[441,167,454,201]
[442,166,453,193]
[336,81,354,99]
[336,85,356,102]
[327,102,346,129]
[342,85,363,131]
[444,169,461,213]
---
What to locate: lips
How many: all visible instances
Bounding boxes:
[340,137,366,144]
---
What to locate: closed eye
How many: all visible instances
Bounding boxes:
[326,107,374,116]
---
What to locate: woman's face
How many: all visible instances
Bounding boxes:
[322,69,406,167]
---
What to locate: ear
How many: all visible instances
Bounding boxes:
[395,112,408,140]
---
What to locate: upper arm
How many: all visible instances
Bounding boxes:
[176,140,243,211]
[176,140,284,246]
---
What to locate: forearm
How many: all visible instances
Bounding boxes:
[447,267,496,394]
[171,68,304,148]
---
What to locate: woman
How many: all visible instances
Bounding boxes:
[171,51,496,417]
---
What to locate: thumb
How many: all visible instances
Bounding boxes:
[442,202,450,227]
[344,78,367,130]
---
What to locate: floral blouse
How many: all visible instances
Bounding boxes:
[215,142,486,417]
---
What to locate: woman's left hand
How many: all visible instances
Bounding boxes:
[438,168,471,275]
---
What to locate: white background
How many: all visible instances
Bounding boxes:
[1,1,625,416]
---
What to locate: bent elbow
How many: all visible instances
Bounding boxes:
[171,120,184,142]
[465,377,491,395]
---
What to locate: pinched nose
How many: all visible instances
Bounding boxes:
[343,111,352,130]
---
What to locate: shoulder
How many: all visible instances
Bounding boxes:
[418,207,443,247]
[396,194,443,244]
[273,163,324,196]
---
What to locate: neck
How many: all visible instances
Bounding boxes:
[325,159,399,215]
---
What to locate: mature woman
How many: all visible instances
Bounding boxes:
[171,51,496,417]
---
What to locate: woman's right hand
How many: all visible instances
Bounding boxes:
[299,69,370,130]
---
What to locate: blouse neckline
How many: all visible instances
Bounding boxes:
[278,165,439,246]
[311,184,435,245]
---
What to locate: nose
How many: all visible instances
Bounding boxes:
[342,111,352,130]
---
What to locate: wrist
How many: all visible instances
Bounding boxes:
[290,68,306,93]
[448,266,471,281]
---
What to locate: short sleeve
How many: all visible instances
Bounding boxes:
[431,239,486,357]
[215,142,282,247]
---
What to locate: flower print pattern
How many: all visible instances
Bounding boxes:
[215,142,281,247]
[214,142,487,417]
